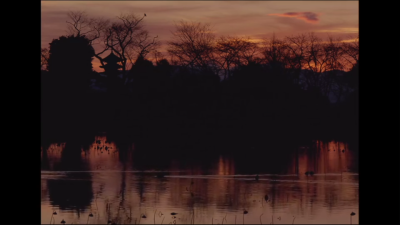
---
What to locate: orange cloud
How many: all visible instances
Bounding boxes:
[269,12,320,24]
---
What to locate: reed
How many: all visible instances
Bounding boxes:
[87,213,93,224]
[154,209,157,224]
[350,212,356,224]
[129,207,132,223]
[95,194,99,212]
[243,210,248,224]
[222,214,227,224]
[50,211,57,224]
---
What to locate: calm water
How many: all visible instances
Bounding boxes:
[41,136,358,224]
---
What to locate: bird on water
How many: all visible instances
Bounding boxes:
[305,171,315,176]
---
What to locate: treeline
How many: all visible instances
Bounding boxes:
[41,12,358,151]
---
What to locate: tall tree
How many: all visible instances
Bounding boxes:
[47,35,95,92]
[66,11,111,66]
[216,36,260,79]
[66,11,158,76]
[104,13,158,75]
[341,34,359,70]
[284,34,307,84]
[167,21,217,73]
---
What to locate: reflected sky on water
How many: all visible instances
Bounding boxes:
[41,136,358,224]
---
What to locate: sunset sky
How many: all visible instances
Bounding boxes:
[41,1,358,72]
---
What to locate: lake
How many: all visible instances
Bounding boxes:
[41,136,358,224]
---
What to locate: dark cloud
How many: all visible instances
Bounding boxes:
[269,12,320,24]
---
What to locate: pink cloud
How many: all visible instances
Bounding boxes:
[269,12,320,24]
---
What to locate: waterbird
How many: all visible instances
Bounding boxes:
[61,219,66,224]
[89,213,93,217]
[264,195,269,201]
[171,212,178,215]
[53,211,57,215]
[342,149,345,152]
[305,171,314,176]
[144,13,147,16]
[107,220,112,224]
[243,210,248,214]
[350,212,356,224]
[141,214,147,218]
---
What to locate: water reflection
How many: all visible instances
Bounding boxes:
[41,137,358,224]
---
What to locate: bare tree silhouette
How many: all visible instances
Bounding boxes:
[103,13,158,75]
[66,11,111,66]
[42,14,359,144]
[168,21,217,73]
[216,36,261,79]
[66,11,159,76]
